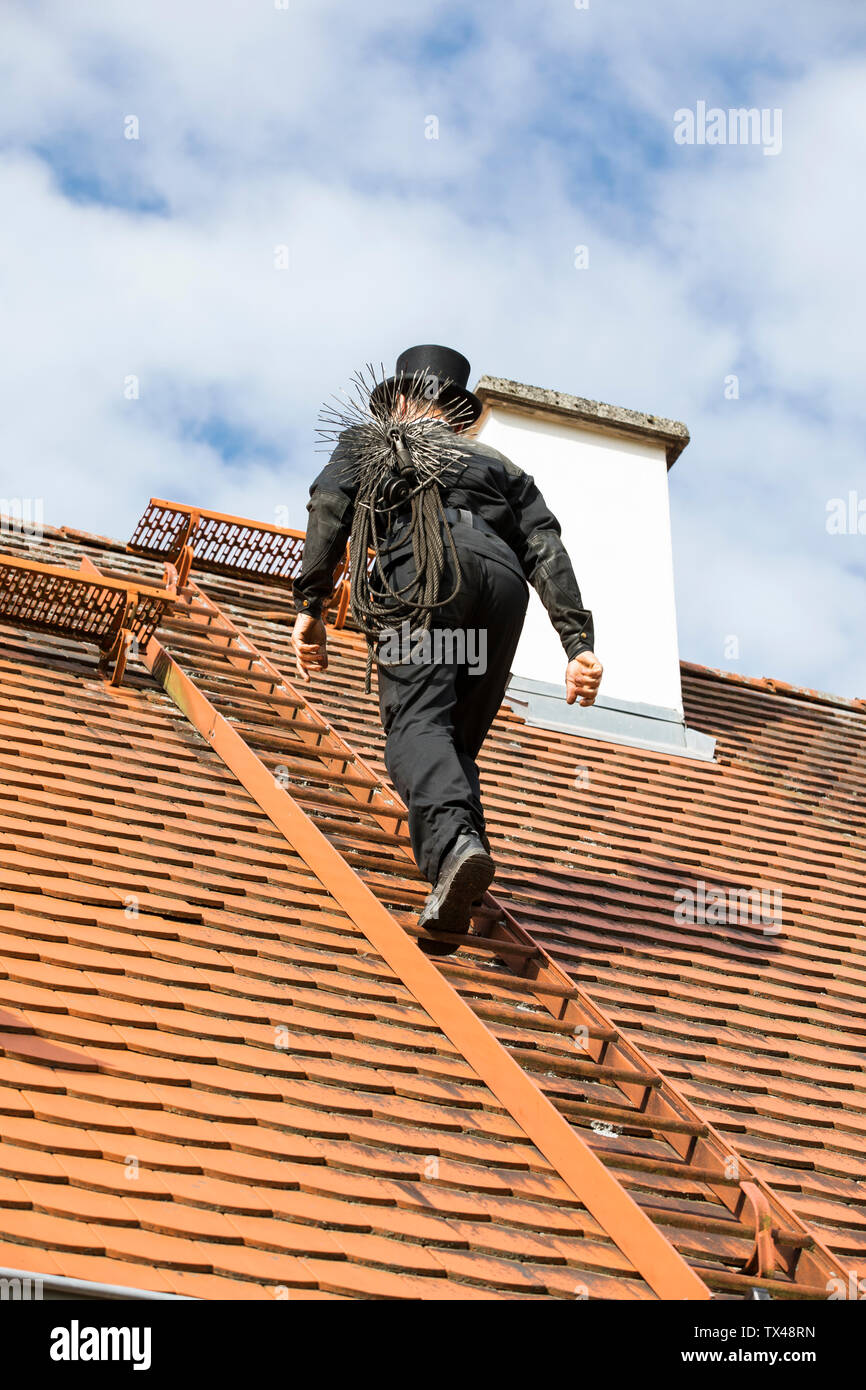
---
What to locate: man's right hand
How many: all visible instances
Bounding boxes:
[292,613,328,683]
[565,651,603,707]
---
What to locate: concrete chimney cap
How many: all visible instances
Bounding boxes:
[473,376,690,468]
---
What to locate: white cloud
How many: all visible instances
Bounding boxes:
[1,0,864,696]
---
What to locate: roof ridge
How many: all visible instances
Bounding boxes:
[0,514,127,554]
[681,659,866,715]
[4,512,860,716]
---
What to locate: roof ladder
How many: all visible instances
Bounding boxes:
[138,575,710,1301]
[146,579,851,1301]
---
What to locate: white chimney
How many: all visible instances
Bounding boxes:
[473,377,714,761]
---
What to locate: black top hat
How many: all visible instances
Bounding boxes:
[370,344,483,426]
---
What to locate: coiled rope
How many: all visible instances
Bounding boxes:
[318,368,471,692]
[349,425,464,690]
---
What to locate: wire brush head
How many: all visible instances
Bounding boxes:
[316,363,472,500]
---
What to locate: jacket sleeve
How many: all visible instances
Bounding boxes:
[501,459,595,661]
[292,444,357,620]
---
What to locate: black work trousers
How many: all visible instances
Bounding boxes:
[376,531,529,885]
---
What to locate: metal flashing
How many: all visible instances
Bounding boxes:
[504,675,717,761]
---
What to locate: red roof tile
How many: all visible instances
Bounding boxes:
[0,518,861,1299]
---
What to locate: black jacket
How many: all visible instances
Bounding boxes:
[293,434,595,661]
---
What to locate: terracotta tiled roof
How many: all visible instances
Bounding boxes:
[0,515,862,1300]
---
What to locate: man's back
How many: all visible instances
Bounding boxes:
[295,430,595,664]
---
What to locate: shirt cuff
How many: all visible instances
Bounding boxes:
[565,635,594,661]
[294,594,324,620]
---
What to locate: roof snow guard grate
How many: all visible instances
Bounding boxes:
[0,552,175,685]
[128,499,311,589]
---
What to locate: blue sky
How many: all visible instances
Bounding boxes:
[2,0,865,696]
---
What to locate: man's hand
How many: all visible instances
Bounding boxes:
[565,651,603,707]
[292,613,328,683]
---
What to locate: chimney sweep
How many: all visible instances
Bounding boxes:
[293,345,603,952]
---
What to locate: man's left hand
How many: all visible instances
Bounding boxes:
[565,651,603,707]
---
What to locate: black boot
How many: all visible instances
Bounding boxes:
[417,832,495,942]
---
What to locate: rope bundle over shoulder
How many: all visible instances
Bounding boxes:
[317,366,472,691]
